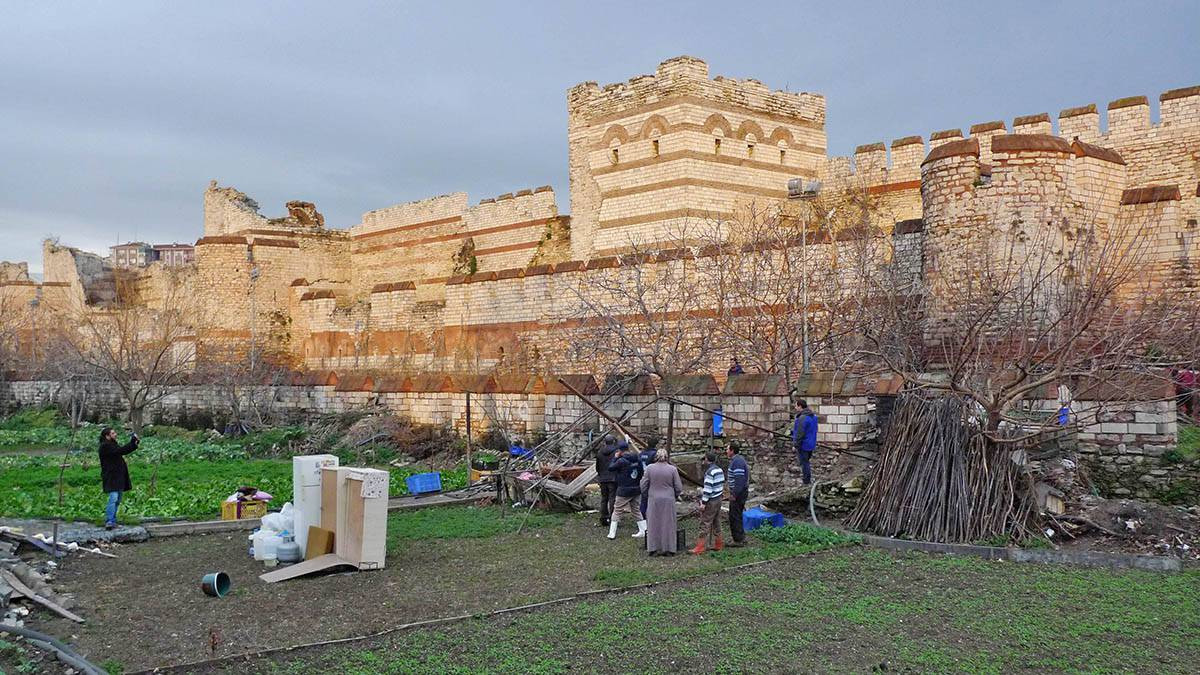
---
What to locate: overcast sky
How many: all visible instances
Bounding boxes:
[2,1,1197,273]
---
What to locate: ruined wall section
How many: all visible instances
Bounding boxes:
[567,56,826,258]
[348,188,560,301]
[203,181,269,237]
[192,227,349,363]
[41,240,116,309]
[0,262,30,283]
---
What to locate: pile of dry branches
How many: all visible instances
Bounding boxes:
[847,394,1037,543]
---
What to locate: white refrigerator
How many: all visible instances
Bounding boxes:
[292,454,339,552]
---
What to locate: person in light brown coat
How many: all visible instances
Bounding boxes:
[639,449,683,556]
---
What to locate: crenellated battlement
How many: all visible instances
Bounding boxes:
[821,81,1199,195]
[567,56,824,125]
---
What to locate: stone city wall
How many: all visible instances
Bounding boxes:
[5,60,1198,385]
[348,187,564,301]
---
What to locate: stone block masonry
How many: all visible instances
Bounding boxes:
[567,56,826,259]
[7,58,1198,391]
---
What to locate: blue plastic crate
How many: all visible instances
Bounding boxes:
[405,471,442,495]
[743,506,786,532]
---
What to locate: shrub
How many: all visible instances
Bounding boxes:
[241,426,307,456]
[752,522,858,548]
[0,407,63,430]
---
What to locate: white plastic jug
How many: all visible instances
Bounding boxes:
[261,533,282,564]
[252,530,271,561]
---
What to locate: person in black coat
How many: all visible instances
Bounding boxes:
[606,442,647,539]
[595,435,618,526]
[99,427,139,529]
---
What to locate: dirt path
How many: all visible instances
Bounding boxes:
[30,509,739,671]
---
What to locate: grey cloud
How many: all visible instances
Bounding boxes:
[1,0,1196,272]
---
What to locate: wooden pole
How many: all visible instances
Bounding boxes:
[554,378,650,449]
[665,399,676,459]
[465,392,472,480]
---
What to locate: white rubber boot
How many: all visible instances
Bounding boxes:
[632,520,647,538]
[607,520,619,540]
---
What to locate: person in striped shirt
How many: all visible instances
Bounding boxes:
[690,451,725,554]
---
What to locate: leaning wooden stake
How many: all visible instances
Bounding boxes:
[665,399,676,459]
[555,378,650,449]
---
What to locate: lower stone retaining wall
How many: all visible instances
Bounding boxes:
[3,378,1194,503]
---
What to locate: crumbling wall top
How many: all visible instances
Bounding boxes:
[0,261,31,283]
[567,56,824,125]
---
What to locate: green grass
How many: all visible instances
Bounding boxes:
[386,505,564,551]
[0,638,39,674]
[591,522,860,588]
[0,455,294,522]
[0,408,469,522]
[0,455,469,523]
[1174,424,1199,461]
[252,548,1200,674]
[0,406,63,430]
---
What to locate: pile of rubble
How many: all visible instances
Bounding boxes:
[1030,454,1199,559]
[0,529,89,628]
[1048,496,1200,560]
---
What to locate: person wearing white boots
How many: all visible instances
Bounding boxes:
[606,441,646,539]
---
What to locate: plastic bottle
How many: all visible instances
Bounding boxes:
[262,533,281,567]
[252,530,269,561]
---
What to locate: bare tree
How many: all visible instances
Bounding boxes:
[560,190,890,386]
[562,219,728,378]
[702,190,890,385]
[54,271,196,434]
[856,209,1200,439]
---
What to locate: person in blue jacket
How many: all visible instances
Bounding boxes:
[606,441,646,540]
[638,438,659,519]
[791,399,818,485]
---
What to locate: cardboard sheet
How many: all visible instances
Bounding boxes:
[259,553,358,583]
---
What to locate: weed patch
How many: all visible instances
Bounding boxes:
[387,506,564,550]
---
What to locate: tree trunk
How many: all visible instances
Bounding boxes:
[129,405,145,434]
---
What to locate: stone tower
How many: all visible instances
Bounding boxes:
[566,56,826,259]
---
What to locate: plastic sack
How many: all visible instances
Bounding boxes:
[260,502,295,534]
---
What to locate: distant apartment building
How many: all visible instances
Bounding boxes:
[110,242,154,268]
[153,243,195,267]
[110,241,194,268]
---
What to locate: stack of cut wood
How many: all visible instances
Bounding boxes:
[846,394,1036,543]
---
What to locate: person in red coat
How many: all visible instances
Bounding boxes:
[98,427,139,530]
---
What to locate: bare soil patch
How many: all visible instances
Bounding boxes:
[29,507,777,671]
